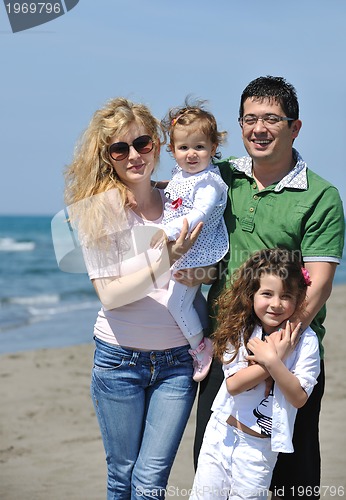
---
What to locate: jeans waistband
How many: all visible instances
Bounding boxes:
[94,336,189,362]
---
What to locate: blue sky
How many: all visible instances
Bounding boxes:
[1,0,346,215]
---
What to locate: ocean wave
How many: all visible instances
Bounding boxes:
[27,300,99,317]
[6,294,60,306]
[0,296,99,334]
[0,237,35,252]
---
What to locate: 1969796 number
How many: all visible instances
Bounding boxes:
[6,3,62,14]
[289,486,345,497]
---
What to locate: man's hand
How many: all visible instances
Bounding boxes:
[173,265,217,287]
[152,180,169,190]
[271,320,302,361]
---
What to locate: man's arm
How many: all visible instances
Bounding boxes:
[291,261,337,330]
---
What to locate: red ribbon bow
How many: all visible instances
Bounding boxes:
[171,197,183,209]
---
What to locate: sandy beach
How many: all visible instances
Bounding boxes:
[1,285,345,499]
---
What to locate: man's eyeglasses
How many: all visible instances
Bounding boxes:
[109,135,154,161]
[238,114,295,128]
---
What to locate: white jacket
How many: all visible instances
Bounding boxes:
[212,324,320,452]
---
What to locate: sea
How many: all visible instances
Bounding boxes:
[0,215,100,354]
[0,215,345,355]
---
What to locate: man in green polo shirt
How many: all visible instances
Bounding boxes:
[192,76,345,498]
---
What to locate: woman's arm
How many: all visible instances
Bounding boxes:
[92,219,202,310]
[92,252,168,309]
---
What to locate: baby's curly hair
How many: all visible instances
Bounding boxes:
[161,97,227,160]
[213,248,309,364]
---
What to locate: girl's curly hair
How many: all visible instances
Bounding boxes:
[213,248,309,364]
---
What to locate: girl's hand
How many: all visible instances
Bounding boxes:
[246,335,278,367]
[246,321,302,366]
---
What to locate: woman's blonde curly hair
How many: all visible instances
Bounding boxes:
[64,97,165,244]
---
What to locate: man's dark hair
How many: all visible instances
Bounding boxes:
[239,76,299,124]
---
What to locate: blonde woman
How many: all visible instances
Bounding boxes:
[65,98,203,499]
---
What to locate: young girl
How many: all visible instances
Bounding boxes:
[190,248,320,499]
[154,101,229,382]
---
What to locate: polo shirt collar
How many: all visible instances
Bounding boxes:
[230,148,308,191]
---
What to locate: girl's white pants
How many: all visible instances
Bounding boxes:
[190,414,278,500]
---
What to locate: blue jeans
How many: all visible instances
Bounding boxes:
[91,337,197,500]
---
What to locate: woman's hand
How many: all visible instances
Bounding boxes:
[167,218,203,265]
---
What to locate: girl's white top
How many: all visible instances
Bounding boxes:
[212,324,320,453]
[162,164,229,270]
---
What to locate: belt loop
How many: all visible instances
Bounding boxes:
[129,351,140,366]
[165,349,174,366]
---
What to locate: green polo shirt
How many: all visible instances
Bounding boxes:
[208,154,345,357]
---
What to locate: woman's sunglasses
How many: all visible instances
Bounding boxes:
[109,135,154,161]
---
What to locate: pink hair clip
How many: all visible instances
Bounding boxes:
[301,267,312,286]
